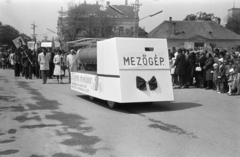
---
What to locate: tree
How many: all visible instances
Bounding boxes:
[225,13,240,35]
[183,12,221,23]
[60,2,117,41]
[0,24,20,48]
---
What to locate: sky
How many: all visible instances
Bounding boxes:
[0,0,239,41]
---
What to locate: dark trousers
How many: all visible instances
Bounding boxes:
[49,63,54,78]
[41,70,48,84]
[24,66,33,79]
[219,82,225,93]
[34,63,40,78]
[14,63,21,77]
[178,75,184,87]
[68,68,71,83]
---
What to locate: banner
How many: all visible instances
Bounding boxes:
[27,41,36,50]
[41,42,52,47]
[13,37,26,48]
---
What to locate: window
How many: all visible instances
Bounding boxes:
[194,43,204,50]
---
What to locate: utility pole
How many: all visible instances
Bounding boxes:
[132,0,141,38]
[31,21,37,41]
[57,7,64,50]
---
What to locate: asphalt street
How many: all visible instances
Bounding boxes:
[0,69,239,157]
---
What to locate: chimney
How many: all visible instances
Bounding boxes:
[107,1,110,5]
[169,17,172,21]
[173,22,176,35]
[84,0,86,4]
[125,0,128,5]
[96,1,98,5]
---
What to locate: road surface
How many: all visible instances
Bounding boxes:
[0,69,239,157]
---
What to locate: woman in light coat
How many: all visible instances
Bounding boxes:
[53,50,64,84]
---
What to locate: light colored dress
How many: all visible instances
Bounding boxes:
[53,54,64,75]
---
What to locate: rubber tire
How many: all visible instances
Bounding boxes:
[89,96,94,101]
[107,101,116,108]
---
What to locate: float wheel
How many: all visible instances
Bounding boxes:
[89,96,94,101]
[107,101,116,108]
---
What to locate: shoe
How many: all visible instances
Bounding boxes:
[217,92,221,94]
[205,87,210,90]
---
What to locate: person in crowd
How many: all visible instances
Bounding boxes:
[212,63,219,92]
[169,53,176,86]
[33,48,41,79]
[195,50,207,88]
[203,52,214,89]
[9,50,15,69]
[53,50,64,84]
[184,51,195,88]
[5,50,10,69]
[48,48,55,79]
[66,49,79,83]
[212,50,219,63]
[14,39,26,77]
[225,60,234,95]
[0,47,2,69]
[173,48,186,89]
[38,47,50,84]
[217,58,226,93]
[22,49,34,79]
[1,49,7,69]
[232,52,240,95]
[61,50,67,76]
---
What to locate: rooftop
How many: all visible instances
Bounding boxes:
[148,20,240,40]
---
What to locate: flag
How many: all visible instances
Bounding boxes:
[108,4,125,15]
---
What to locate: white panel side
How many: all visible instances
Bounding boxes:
[97,38,119,75]
[97,41,105,75]
[71,72,122,103]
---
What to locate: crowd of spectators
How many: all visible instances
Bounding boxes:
[0,46,75,84]
[170,48,240,96]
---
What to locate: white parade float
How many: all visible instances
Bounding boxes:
[71,37,174,108]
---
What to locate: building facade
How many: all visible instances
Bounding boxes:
[57,1,141,41]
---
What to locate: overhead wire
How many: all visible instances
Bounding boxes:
[37,17,59,27]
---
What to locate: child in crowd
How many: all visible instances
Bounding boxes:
[212,63,219,92]
[225,60,234,95]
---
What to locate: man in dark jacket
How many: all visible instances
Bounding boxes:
[14,39,26,77]
[174,48,186,88]
[22,49,33,79]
